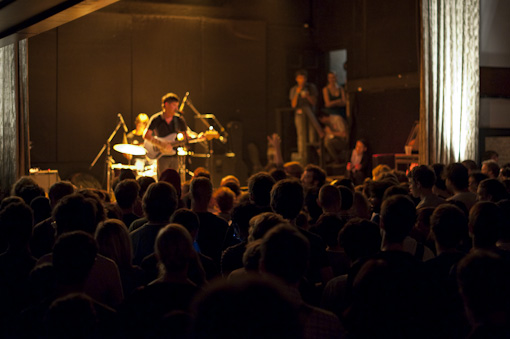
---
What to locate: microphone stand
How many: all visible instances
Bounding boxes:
[90,119,124,194]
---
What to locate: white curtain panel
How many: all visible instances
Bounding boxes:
[421,0,479,164]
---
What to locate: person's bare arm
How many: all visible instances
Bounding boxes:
[291,87,301,108]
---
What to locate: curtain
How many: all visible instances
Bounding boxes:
[420,0,479,165]
[0,40,29,196]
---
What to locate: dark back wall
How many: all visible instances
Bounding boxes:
[28,1,322,186]
[28,0,420,187]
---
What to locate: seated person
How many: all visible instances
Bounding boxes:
[346,139,370,185]
[317,110,348,165]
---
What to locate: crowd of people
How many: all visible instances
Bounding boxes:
[1,153,510,338]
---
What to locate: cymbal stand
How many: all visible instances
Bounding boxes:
[90,119,124,194]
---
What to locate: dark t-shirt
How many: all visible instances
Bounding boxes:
[147,112,187,139]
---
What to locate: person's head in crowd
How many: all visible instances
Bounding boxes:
[30,196,51,224]
[242,239,264,272]
[499,163,510,180]
[393,170,409,183]
[159,169,182,198]
[192,275,302,339]
[77,189,107,227]
[170,208,200,240]
[119,169,136,183]
[259,224,310,286]
[45,293,99,338]
[248,172,275,208]
[462,159,478,174]
[312,213,345,249]
[10,176,37,197]
[270,179,304,222]
[333,178,355,192]
[445,162,470,193]
[137,176,156,199]
[0,201,33,251]
[301,164,326,190]
[372,164,391,181]
[497,199,510,245]
[468,172,489,194]
[143,182,178,223]
[412,207,435,244]
[155,224,194,280]
[53,193,97,236]
[481,160,500,179]
[48,181,75,209]
[104,203,122,220]
[477,178,508,202]
[192,167,211,180]
[230,202,262,242]
[283,161,304,180]
[220,175,241,188]
[221,181,241,199]
[382,184,410,203]
[52,231,97,287]
[0,196,24,211]
[213,186,235,216]
[338,185,354,212]
[114,179,140,211]
[352,191,371,219]
[457,250,510,328]
[409,165,435,198]
[481,150,499,163]
[269,168,287,182]
[469,201,503,250]
[338,218,382,262]
[190,177,213,212]
[95,219,133,270]
[318,185,342,214]
[366,180,394,214]
[430,163,450,197]
[18,183,45,206]
[95,189,111,203]
[431,204,468,254]
[502,179,510,196]
[248,212,286,242]
[380,195,416,246]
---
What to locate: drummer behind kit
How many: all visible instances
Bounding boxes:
[144,130,219,160]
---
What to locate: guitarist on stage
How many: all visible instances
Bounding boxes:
[144,93,189,178]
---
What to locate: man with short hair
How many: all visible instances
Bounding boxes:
[445,163,477,212]
[130,182,178,265]
[260,224,342,338]
[409,165,445,210]
[481,160,500,179]
[144,93,188,177]
[192,177,229,267]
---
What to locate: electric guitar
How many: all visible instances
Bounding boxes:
[144,130,219,159]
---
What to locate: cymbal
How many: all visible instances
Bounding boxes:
[113,144,147,156]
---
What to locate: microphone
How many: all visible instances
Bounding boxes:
[179,92,190,112]
[118,113,128,133]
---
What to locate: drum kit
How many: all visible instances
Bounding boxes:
[90,92,232,193]
[111,141,209,183]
